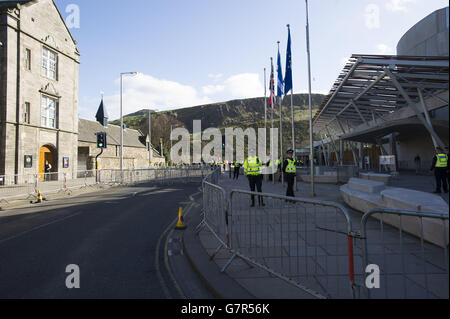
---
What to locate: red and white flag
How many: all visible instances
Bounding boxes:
[269,58,275,109]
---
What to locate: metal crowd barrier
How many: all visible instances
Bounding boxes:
[0,170,99,203]
[198,172,449,299]
[1,167,212,203]
[197,178,229,259]
[0,174,37,203]
[358,208,449,299]
[222,190,355,299]
[99,167,211,186]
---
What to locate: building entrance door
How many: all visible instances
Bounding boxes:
[39,146,55,181]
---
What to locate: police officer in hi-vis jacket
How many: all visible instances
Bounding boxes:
[244,149,265,207]
[283,149,297,199]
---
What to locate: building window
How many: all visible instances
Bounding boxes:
[24,102,31,124]
[41,96,57,128]
[25,49,31,70]
[42,47,58,80]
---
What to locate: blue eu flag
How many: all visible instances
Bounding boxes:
[284,26,293,95]
[277,48,284,98]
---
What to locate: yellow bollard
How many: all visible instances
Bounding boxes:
[37,190,43,203]
[175,207,187,230]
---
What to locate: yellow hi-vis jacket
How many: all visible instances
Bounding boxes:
[244,156,262,176]
[436,154,448,168]
[285,158,297,174]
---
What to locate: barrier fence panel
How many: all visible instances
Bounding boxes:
[0,174,37,202]
[1,167,211,203]
[223,190,355,299]
[359,208,449,299]
[98,167,211,186]
[200,180,229,251]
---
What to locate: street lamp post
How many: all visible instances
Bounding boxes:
[120,72,137,172]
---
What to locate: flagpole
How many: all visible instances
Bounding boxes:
[264,67,267,160]
[272,101,275,185]
[287,24,295,156]
[279,93,284,186]
[277,41,284,186]
[274,44,280,185]
[306,0,315,197]
[286,24,296,192]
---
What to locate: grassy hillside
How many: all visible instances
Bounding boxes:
[110,94,325,159]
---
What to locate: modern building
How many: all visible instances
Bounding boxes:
[313,6,449,173]
[0,0,79,179]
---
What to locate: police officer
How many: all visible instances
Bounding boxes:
[233,161,241,180]
[283,149,297,199]
[244,149,265,207]
[430,147,448,194]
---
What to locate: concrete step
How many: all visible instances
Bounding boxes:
[359,172,391,184]
[381,188,449,214]
[348,178,386,194]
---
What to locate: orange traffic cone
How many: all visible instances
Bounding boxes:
[175,207,187,230]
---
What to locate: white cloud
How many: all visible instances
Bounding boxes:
[364,4,381,29]
[376,43,395,55]
[83,72,265,120]
[385,0,416,12]
[223,73,264,99]
[202,84,225,95]
[103,73,212,120]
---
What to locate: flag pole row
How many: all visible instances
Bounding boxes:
[264,0,315,196]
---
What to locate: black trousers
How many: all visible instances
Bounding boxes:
[435,168,448,192]
[285,173,296,197]
[234,167,240,180]
[248,175,263,204]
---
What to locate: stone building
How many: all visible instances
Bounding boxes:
[77,118,165,172]
[0,0,79,179]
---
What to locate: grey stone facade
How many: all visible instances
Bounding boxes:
[0,0,79,178]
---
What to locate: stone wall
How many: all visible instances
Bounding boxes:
[0,0,79,177]
[77,141,165,171]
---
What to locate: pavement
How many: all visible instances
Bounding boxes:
[184,169,449,299]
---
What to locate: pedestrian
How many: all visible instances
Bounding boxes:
[283,149,297,200]
[430,147,448,194]
[44,160,52,181]
[244,149,264,207]
[414,154,421,175]
[233,161,241,180]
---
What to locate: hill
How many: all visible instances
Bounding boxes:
[110,94,325,159]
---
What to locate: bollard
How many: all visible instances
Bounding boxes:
[175,207,187,230]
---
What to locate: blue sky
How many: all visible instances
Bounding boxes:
[53,0,449,121]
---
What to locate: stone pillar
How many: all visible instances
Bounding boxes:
[339,139,344,166]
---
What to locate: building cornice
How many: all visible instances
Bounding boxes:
[0,21,81,63]
[2,120,78,135]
